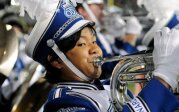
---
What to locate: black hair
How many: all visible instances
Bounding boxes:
[76,3,83,11]
[57,31,81,53]
[44,30,81,84]
[45,25,96,84]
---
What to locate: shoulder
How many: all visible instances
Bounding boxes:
[44,86,100,112]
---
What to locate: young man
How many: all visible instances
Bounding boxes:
[17,0,179,111]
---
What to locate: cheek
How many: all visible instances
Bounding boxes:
[67,50,89,67]
[96,8,103,16]
[66,46,102,79]
[90,7,100,16]
[67,50,101,78]
[80,62,102,79]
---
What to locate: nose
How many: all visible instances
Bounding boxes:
[89,44,102,56]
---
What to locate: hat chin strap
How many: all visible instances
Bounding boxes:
[52,44,93,82]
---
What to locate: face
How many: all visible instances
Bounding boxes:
[66,27,103,79]
[88,4,104,24]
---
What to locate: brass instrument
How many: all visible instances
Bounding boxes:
[110,51,153,111]
[11,62,53,112]
[94,50,179,111]
[0,21,18,85]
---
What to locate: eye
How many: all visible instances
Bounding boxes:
[92,41,97,44]
[77,43,86,47]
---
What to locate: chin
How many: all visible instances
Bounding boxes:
[84,66,102,79]
[93,69,102,79]
[90,74,101,79]
[86,70,101,79]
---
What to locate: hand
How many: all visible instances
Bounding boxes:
[153,27,179,90]
[104,14,126,38]
[125,16,142,35]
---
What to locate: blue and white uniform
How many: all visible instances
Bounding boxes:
[44,80,113,112]
[44,79,179,112]
[124,79,179,112]
[166,12,179,29]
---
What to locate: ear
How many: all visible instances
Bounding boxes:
[77,7,88,18]
[47,55,64,69]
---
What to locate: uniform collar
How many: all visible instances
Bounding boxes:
[56,80,104,90]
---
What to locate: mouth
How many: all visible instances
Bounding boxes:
[88,56,103,68]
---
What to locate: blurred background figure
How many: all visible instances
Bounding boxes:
[0,18,19,112]
[114,0,179,95]
[104,6,144,55]
[137,0,179,48]
[0,0,19,111]
[0,1,48,111]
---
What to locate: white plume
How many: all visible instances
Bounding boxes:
[15,0,81,21]
[137,0,179,20]
[15,0,60,21]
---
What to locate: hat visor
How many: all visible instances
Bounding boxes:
[60,20,95,40]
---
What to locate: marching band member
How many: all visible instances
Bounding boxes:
[17,0,179,111]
